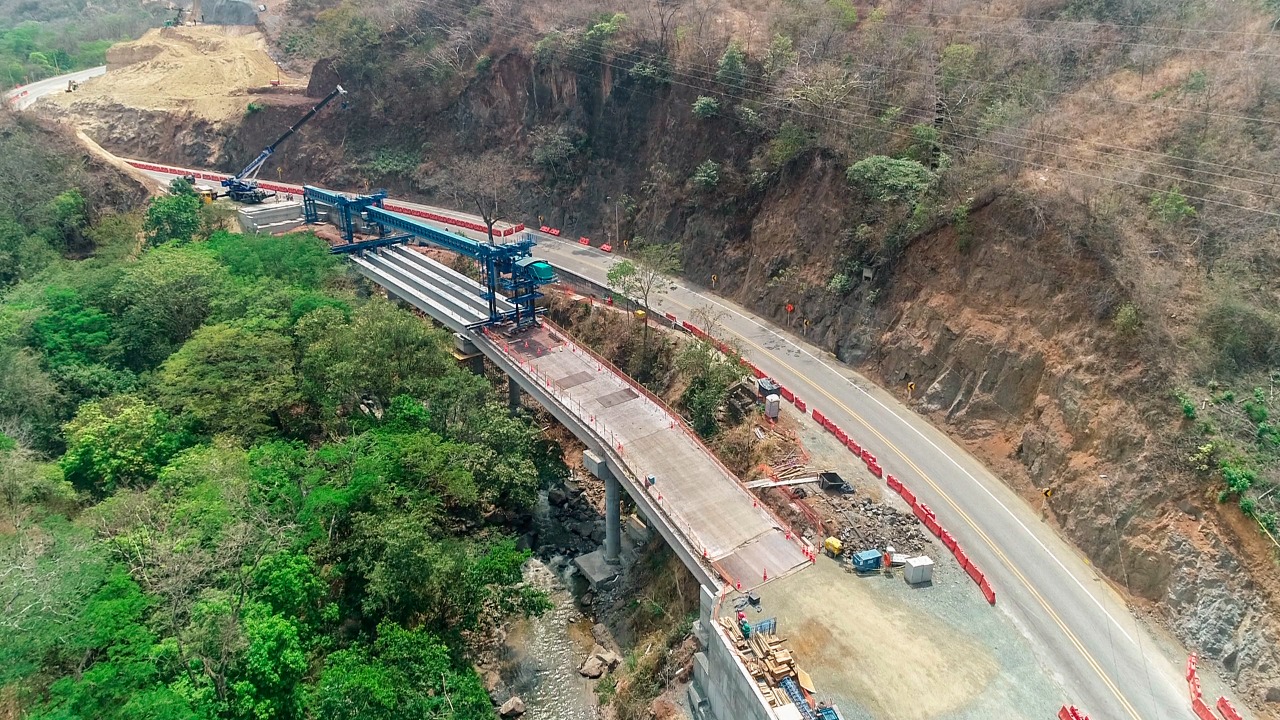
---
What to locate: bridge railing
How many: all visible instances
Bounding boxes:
[477,328,727,582]
[541,317,814,564]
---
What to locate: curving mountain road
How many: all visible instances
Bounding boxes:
[324,194,1234,720]
[4,66,106,110]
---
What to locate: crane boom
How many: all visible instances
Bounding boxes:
[222,84,346,203]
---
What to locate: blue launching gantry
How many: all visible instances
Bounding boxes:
[303,185,555,330]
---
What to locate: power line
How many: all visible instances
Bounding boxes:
[883,7,1280,39]
[405,2,1280,217]
[638,2,1280,58]
[581,42,1280,194]
[424,1,1280,207]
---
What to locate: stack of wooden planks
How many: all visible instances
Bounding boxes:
[717,617,801,708]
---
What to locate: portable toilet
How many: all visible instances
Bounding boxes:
[764,394,781,420]
[851,549,883,573]
[904,556,935,584]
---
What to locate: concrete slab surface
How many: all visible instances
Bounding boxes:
[498,325,810,590]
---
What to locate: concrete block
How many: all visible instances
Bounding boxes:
[573,549,620,590]
[687,683,710,720]
[454,333,478,356]
[582,449,609,480]
[692,619,709,647]
[693,651,710,687]
[625,513,652,543]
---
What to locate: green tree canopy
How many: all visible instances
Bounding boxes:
[296,300,450,422]
[156,322,301,439]
[144,194,202,246]
[846,155,935,203]
[310,622,493,720]
[109,246,229,370]
[60,395,188,495]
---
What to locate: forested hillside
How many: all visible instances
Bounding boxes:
[23,0,1280,707]
[0,111,556,719]
[0,0,166,89]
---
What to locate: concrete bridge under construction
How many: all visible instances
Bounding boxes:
[110,154,807,717]
[350,241,811,720]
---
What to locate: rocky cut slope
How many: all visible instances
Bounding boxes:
[47,0,1280,710]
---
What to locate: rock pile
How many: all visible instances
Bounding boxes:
[578,644,623,679]
[836,494,930,555]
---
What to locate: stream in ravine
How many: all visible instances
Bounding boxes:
[496,490,600,719]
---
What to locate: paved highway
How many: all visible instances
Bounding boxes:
[118,160,1229,720]
[4,66,106,110]
[534,239,1196,720]
[119,167,1217,719]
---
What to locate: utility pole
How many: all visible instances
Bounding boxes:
[606,195,620,246]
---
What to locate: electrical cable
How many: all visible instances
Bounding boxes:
[391,1,1280,216]
[525,4,1280,130]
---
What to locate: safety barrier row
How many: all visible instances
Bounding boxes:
[673,308,998,604]
[1217,696,1244,720]
[122,160,526,237]
[1057,706,1090,720]
[1185,653,1242,720]
[384,201,524,237]
[810,401,996,603]
[538,225,562,236]
[886,471,996,605]
[566,234,615,254]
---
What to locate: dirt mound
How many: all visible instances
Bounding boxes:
[47,26,305,123]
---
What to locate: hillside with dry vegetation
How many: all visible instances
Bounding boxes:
[39,0,1280,711]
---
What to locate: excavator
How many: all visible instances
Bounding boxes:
[219,84,346,204]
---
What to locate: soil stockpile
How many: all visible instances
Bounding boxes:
[46,26,304,123]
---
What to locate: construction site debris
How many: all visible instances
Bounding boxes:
[834,495,930,556]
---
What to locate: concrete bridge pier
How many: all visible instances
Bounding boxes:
[584,450,621,565]
[508,379,522,416]
[604,472,622,564]
[574,450,624,586]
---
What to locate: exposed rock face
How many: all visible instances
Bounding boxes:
[60,38,1279,710]
[848,205,1280,709]
[201,0,260,25]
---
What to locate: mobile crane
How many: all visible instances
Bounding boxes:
[221,84,346,204]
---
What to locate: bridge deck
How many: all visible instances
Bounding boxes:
[349,245,514,331]
[484,325,810,589]
[346,231,808,589]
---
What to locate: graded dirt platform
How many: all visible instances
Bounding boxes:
[44,26,307,123]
